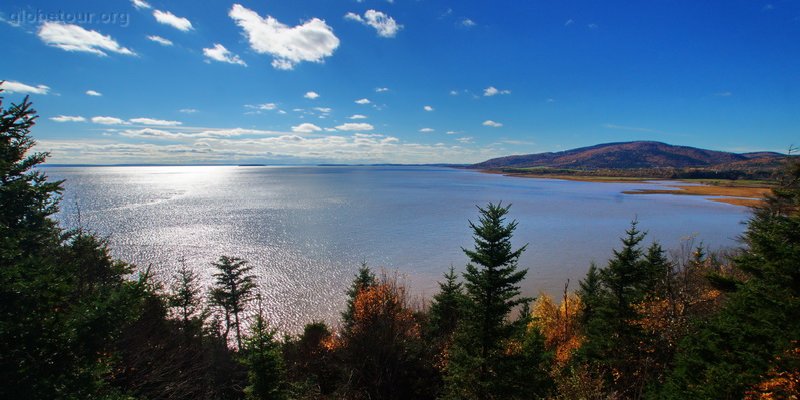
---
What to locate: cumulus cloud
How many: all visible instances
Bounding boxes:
[349,114,367,119]
[2,80,50,95]
[203,43,247,66]
[129,117,182,126]
[131,0,151,10]
[355,98,371,105]
[345,10,403,38]
[419,128,434,133]
[335,122,374,131]
[229,4,340,70]
[375,87,389,92]
[483,86,511,96]
[85,90,102,96]
[153,10,193,31]
[50,115,86,122]
[37,22,135,56]
[292,123,322,133]
[304,91,320,99]
[423,105,434,112]
[147,35,173,46]
[92,116,127,125]
[482,120,503,128]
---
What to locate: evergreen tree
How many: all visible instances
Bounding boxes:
[577,262,603,325]
[242,309,287,400]
[210,255,256,350]
[427,265,466,341]
[341,262,376,332]
[168,260,204,337]
[663,155,800,398]
[445,202,548,399]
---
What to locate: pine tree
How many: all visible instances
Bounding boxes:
[663,154,800,398]
[242,307,287,400]
[445,202,547,399]
[428,265,466,341]
[168,260,204,337]
[210,255,256,350]
[341,262,376,332]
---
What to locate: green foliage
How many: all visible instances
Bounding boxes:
[445,202,551,399]
[663,155,800,398]
[427,265,466,341]
[210,255,257,350]
[341,262,376,333]
[242,311,287,400]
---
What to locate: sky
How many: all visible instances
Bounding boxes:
[1,0,798,164]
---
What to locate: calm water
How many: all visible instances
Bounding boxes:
[46,166,750,332]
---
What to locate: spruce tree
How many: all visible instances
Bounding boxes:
[428,265,466,341]
[242,308,287,400]
[341,262,376,332]
[663,155,800,398]
[210,255,256,350]
[445,202,546,399]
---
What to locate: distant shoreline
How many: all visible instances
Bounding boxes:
[478,168,772,207]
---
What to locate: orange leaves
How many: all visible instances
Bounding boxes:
[349,273,420,340]
[530,293,584,366]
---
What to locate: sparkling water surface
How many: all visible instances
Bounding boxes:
[46,166,750,332]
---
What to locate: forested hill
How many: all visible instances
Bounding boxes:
[471,141,784,170]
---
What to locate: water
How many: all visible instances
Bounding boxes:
[45,166,750,332]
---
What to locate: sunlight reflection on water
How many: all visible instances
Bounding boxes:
[47,166,750,333]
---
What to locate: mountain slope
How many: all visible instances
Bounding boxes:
[472,141,782,170]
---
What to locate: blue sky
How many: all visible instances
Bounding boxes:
[1,0,798,164]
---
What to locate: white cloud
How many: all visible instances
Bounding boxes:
[483,86,511,96]
[457,137,474,144]
[120,128,176,139]
[246,103,278,111]
[292,123,322,133]
[461,19,476,27]
[304,91,320,99]
[147,35,173,46]
[85,90,102,96]
[349,114,367,119]
[314,107,332,113]
[129,117,182,126]
[446,131,460,135]
[375,87,389,92]
[203,43,247,66]
[37,22,135,56]
[335,122,374,131]
[345,10,403,38]
[423,105,434,112]
[2,80,50,95]
[564,19,574,27]
[131,0,151,10]
[92,116,127,125]
[482,120,503,128]
[419,128,434,133]
[50,115,86,122]
[229,4,340,70]
[179,108,198,113]
[153,10,193,31]
[449,90,460,96]
[355,98,371,105]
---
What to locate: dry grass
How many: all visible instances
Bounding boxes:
[623,185,772,207]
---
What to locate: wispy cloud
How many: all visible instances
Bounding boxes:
[336,122,374,131]
[131,0,151,10]
[91,116,128,125]
[179,108,199,114]
[50,115,86,122]
[461,18,476,27]
[153,9,193,31]
[482,120,503,128]
[203,44,247,66]
[292,123,322,133]
[2,80,50,95]
[129,117,182,126]
[85,90,102,96]
[147,35,173,46]
[419,128,434,133]
[484,86,511,96]
[375,87,389,92]
[37,22,135,56]
[229,3,340,70]
[345,10,403,38]
[349,114,368,119]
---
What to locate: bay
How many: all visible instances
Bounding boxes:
[46,165,750,332]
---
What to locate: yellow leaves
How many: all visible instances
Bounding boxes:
[530,293,584,366]
[745,345,800,399]
[350,274,420,339]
